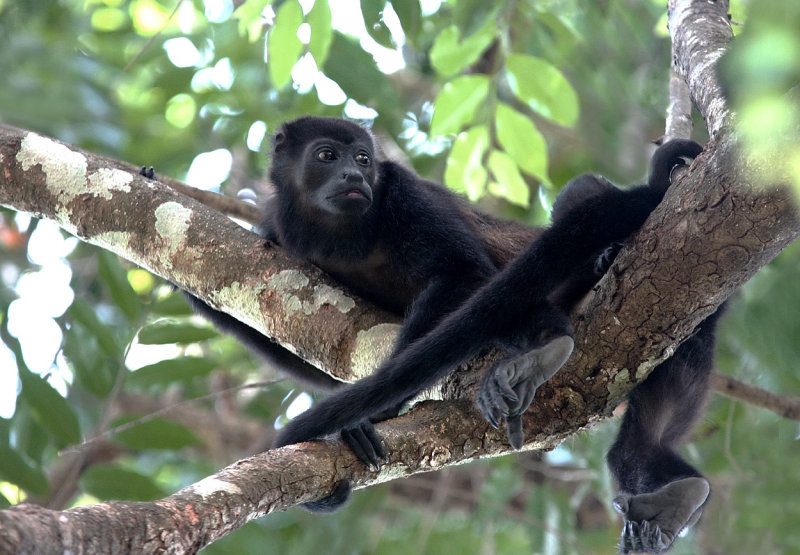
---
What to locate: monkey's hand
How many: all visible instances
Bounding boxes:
[614,477,709,554]
[138,166,157,180]
[476,335,573,449]
[340,420,387,471]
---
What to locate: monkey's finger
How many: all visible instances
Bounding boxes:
[506,415,524,449]
[341,427,382,471]
[479,376,510,416]
[362,423,388,463]
[495,364,520,403]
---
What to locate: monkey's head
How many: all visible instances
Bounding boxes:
[270,117,378,217]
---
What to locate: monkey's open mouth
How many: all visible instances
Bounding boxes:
[344,189,366,198]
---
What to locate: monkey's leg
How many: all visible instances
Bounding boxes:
[607,312,720,554]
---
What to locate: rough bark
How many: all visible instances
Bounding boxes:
[0,127,401,382]
[0,0,798,552]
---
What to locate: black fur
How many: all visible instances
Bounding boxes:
[185,116,535,511]
[275,137,714,551]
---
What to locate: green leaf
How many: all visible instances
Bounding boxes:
[391,0,420,42]
[430,75,491,137]
[68,297,120,357]
[494,102,550,184]
[361,0,394,48]
[128,356,217,388]
[444,125,490,201]
[63,329,114,397]
[488,150,530,207]
[505,53,579,127]
[307,0,333,67]
[111,416,202,450]
[80,465,165,501]
[97,250,141,322]
[233,0,271,41]
[323,33,400,108]
[267,0,304,89]
[19,369,81,445]
[0,445,49,496]
[430,21,496,78]
[137,321,218,345]
[150,291,193,316]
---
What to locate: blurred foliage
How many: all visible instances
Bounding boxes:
[1,0,799,553]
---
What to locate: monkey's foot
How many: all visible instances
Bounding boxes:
[475,335,574,449]
[614,477,710,554]
[138,166,156,180]
[341,420,387,471]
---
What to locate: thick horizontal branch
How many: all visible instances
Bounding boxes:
[1,3,798,549]
[0,125,401,382]
[0,401,525,554]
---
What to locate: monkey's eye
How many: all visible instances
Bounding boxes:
[355,153,371,166]
[317,149,336,162]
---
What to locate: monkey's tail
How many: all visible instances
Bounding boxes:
[647,139,703,194]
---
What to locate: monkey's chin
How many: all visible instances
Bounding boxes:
[325,195,372,215]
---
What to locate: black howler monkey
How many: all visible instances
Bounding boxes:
[274,136,711,553]
[182,116,539,511]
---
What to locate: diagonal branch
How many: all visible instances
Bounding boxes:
[0,1,798,552]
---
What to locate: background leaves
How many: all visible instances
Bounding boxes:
[1,0,799,553]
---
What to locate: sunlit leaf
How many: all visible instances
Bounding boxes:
[391,0,420,42]
[128,356,218,388]
[307,0,333,67]
[505,53,579,127]
[130,0,172,37]
[444,125,489,201]
[488,150,530,207]
[80,465,165,501]
[91,7,127,32]
[267,0,304,89]
[430,75,491,137]
[19,369,81,445]
[494,102,549,185]
[430,21,496,78]
[361,0,394,48]
[233,0,271,42]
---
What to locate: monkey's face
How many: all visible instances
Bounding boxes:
[301,138,377,217]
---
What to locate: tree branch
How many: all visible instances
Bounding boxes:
[0,1,798,551]
[712,372,800,421]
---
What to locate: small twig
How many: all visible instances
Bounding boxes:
[154,172,263,226]
[712,372,800,421]
[123,1,184,73]
[60,380,280,454]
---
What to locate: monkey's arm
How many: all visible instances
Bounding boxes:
[475,140,703,447]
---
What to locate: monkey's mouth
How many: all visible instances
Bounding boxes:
[328,184,373,214]
[329,183,372,203]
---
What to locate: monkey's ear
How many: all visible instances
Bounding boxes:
[272,129,287,152]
